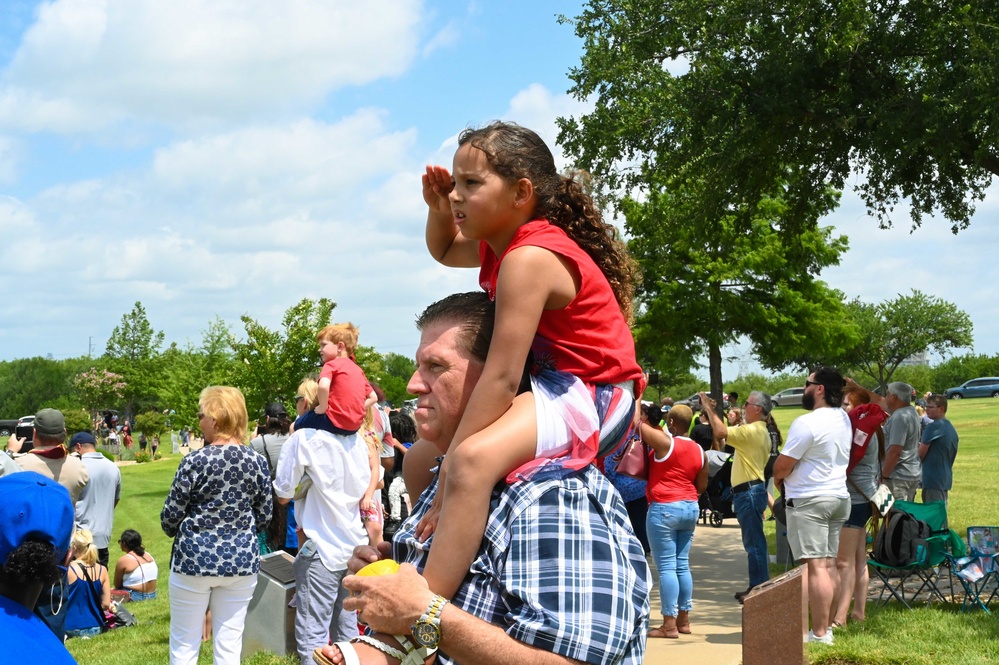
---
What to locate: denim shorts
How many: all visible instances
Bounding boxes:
[130,589,158,601]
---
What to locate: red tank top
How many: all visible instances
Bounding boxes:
[478,219,642,389]
[647,436,704,503]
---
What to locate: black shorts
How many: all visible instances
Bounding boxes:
[844,501,872,529]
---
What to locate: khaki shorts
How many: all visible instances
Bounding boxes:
[786,495,850,560]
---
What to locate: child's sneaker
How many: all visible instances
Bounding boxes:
[807,629,834,645]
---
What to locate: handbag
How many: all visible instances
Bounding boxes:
[612,432,650,480]
[105,601,138,629]
[870,483,894,517]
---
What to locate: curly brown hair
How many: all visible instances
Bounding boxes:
[458,122,638,321]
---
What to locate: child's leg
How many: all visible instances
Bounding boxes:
[422,392,538,600]
[362,514,382,547]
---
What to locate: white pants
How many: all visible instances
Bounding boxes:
[388,476,408,520]
[169,572,257,665]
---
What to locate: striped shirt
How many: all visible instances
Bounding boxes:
[393,465,649,665]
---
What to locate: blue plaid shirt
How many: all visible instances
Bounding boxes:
[393,465,649,665]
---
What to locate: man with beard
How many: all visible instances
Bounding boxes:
[773,367,851,645]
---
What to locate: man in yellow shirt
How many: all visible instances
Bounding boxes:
[700,391,772,602]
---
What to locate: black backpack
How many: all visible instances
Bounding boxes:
[873,509,931,567]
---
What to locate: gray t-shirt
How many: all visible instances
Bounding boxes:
[884,405,921,481]
[249,432,290,479]
[847,433,879,504]
[76,452,123,549]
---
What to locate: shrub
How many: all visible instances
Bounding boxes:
[134,451,151,464]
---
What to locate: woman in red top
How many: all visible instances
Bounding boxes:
[646,405,709,639]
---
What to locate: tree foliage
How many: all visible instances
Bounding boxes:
[104,302,166,416]
[73,368,126,421]
[0,356,86,417]
[559,0,999,234]
[842,290,974,390]
[231,298,336,418]
[625,178,858,400]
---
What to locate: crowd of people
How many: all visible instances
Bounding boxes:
[0,120,964,665]
[0,408,160,657]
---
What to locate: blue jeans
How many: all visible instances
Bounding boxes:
[733,482,770,589]
[647,500,699,617]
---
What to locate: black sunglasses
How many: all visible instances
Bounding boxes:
[804,380,821,388]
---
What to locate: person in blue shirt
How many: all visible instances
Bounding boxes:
[0,471,77,664]
[919,394,959,522]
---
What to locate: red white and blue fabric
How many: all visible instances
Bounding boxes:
[507,369,636,483]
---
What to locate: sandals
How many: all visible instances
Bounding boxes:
[648,625,679,639]
[314,635,434,665]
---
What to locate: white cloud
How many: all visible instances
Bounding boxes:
[0,0,426,132]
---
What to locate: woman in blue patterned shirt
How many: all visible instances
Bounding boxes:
[161,386,272,665]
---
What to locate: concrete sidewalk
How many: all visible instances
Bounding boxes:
[644,522,746,665]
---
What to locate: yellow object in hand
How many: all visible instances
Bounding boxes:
[356,559,400,577]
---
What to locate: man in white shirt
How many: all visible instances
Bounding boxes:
[773,367,852,645]
[272,427,371,665]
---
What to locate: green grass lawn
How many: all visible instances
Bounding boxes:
[65,399,998,664]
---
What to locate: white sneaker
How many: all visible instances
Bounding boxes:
[807,629,834,645]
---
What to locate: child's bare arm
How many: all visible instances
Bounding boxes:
[364,390,377,411]
[424,165,480,267]
[315,377,331,415]
[361,444,380,510]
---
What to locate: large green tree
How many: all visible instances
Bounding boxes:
[626,180,858,400]
[559,1,998,234]
[231,298,336,417]
[104,302,166,417]
[159,318,238,430]
[842,290,973,391]
[0,356,87,417]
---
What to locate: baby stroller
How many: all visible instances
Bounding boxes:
[700,449,737,527]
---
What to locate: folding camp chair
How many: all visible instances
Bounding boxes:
[868,500,955,609]
[946,526,999,614]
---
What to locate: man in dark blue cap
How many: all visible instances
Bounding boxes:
[0,471,77,663]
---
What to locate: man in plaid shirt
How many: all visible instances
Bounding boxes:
[316,292,649,665]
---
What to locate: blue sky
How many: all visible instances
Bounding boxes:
[1,1,996,387]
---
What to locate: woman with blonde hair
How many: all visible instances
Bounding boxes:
[161,386,272,665]
[64,529,111,639]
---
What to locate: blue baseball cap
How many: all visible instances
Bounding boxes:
[0,471,75,566]
[68,431,97,449]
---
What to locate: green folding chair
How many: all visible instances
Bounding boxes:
[868,500,955,609]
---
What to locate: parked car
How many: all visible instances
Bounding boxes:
[944,377,999,399]
[771,387,805,407]
[675,393,703,412]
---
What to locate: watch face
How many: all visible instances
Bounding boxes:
[412,620,441,647]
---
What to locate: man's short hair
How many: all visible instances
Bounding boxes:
[886,382,913,404]
[416,292,495,363]
[811,366,846,408]
[749,390,773,416]
[926,393,948,411]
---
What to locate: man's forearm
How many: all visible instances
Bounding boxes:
[437,603,586,665]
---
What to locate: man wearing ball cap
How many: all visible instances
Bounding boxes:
[0,471,77,663]
[315,292,649,665]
